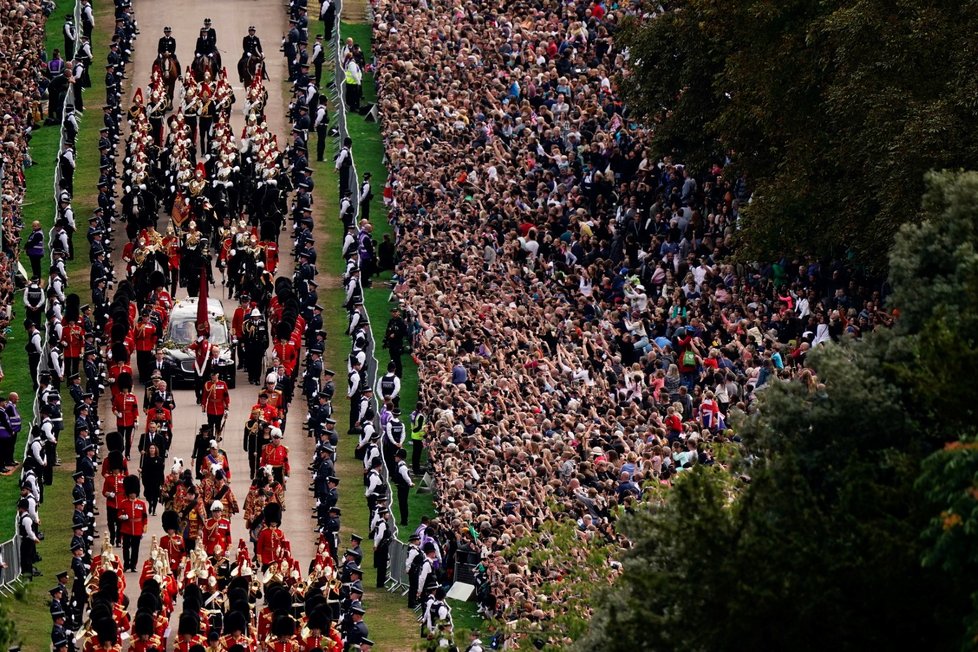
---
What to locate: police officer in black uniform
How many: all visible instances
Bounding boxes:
[158,25,176,57]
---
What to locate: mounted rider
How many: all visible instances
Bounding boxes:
[238,25,268,83]
[155,26,181,79]
[194,19,221,71]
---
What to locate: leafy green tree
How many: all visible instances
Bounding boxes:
[622,1,978,267]
[573,172,978,651]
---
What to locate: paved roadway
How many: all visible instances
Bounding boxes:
[95,0,321,611]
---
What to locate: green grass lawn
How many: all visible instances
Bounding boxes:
[2,0,110,646]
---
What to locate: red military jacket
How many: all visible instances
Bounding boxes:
[303,628,342,652]
[128,635,164,652]
[101,472,126,509]
[232,305,247,340]
[146,406,173,433]
[113,391,140,428]
[260,443,290,475]
[252,401,279,423]
[135,321,158,352]
[163,235,181,270]
[221,633,257,651]
[203,516,232,556]
[274,339,299,376]
[261,240,279,274]
[203,380,230,416]
[256,526,285,565]
[173,635,207,651]
[161,532,186,573]
[118,497,149,536]
[61,321,85,358]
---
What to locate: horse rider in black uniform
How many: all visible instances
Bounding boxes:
[158,26,176,58]
[239,25,269,82]
[195,19,221,69]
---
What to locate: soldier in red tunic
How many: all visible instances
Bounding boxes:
[101,451,127,547]
[174,612,207,651]
[129,611,164,652]
[203,501,232,556]
[61,318,85,378]
[202,369,231,436]
[260,428,290,485]
[134,311,159,384]
[269,614,301,652]
[221,610,257,651]
[161,510,186,574]
[256,503,286,570]
[118,474,149,572]
[112,373,140,459]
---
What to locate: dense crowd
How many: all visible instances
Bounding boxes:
[364,0,891,631]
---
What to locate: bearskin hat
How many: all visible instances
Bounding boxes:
[224,610,246,634]
[263,502,282,527]
[65,294,80,322]
[94,617,118,644]
[105,430,123,453]
[137,591,160,614]
[123,474,141,497]
[178,612,200,636]
[111,322,129,344]
[272,614,295,638]
[161,510,181,533]
[133,611,155,637]
[106,449,125,472]
[183,583,203,612]
[116,371,134,392]
[308,605,331,632]
[263,582,285,610]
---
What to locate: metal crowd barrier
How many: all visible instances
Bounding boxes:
[330,1,401,540]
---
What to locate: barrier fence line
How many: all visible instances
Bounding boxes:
[330,7,411,593]
[1,0,84,595]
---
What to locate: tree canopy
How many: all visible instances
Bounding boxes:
[572,171,978,651]
[622,1,978,268]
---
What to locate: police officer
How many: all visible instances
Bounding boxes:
[335,136,352,196]
[242,25,263,57]
[376,361,400,408]
[18,498,41,578]
[158,26,176,57]
[404,533,423,608]
[359,171,373,222]
[392,448,414,526]
[383,407,406,475]
[371,505,391,588]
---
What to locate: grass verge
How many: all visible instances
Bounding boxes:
[3,0,110,647]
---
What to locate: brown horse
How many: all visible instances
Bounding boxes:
[192,54,216,82]
[238,52,265,86]
[153,52,180,104]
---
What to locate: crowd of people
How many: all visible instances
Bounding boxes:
[362,0,891,635]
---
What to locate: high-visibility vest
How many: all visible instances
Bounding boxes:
[411,413,425,441]
[344,66,357,85]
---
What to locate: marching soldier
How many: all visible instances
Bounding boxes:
[260,428,290,485]
[202,369,231,437]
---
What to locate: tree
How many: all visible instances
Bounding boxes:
[574,172,978,650]
[622,1,978,268]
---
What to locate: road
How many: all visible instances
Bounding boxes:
[95,0,321,613]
